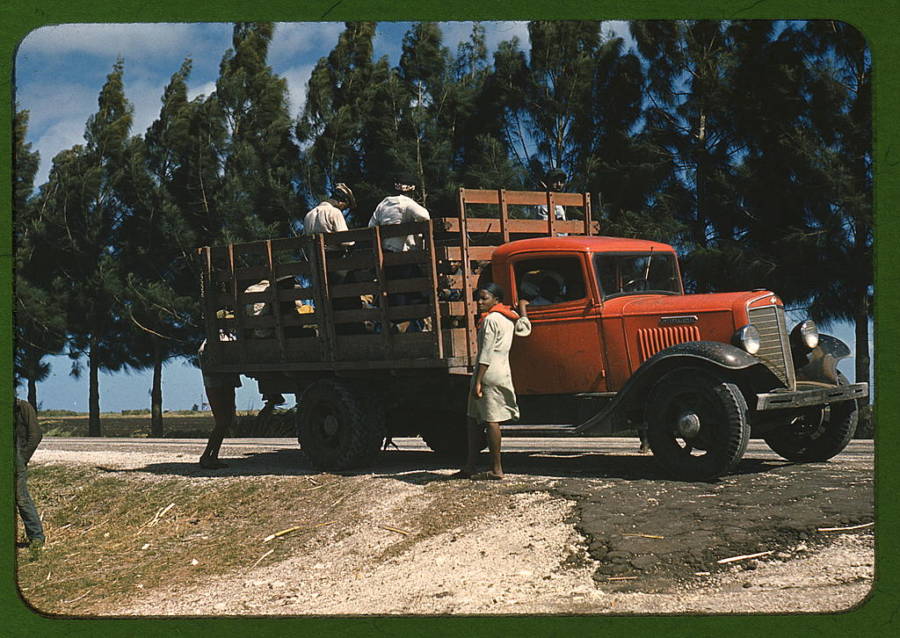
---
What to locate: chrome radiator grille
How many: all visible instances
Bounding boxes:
[748,305,795,389]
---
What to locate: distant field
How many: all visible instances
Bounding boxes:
[38,411,296,438]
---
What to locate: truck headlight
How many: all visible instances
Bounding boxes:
[733,325,761,355]
[791,320,819,351]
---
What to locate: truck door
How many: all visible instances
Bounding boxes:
[507,253,608,394]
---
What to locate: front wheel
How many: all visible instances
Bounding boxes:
[763,399,857,462]
[297,379,386,471]
[645,368,750,480]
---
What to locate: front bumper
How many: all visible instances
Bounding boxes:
[755,382,868,411]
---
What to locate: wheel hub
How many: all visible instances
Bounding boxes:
[323,415,340,437]
[676,411,701,438]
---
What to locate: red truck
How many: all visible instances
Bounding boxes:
[199,188,867,480]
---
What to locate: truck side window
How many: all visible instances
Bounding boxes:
[514,257,586,306]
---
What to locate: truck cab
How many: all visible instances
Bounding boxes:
[490,235,867,479]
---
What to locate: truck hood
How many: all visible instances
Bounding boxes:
[604,290,780,318]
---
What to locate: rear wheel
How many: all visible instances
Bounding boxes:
[645,368,750,480]
[297,379,385,471]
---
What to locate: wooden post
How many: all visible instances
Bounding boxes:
[372,226,392,358]
[315,235,337,362]
[459,189,476,368]
[586,192,594,236]
[547,191,557,236]
[424,219,444,359]
[498,188,510,244]
[227,244,247,364]
[265,240,287,361]
[201,247,219,364]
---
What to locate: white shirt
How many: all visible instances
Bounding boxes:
[304,201,353,249]
[534,204,566,221]
[367,194,431,252]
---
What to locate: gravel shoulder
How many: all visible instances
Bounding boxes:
[23,439,874,616]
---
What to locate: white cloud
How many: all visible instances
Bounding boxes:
[483,21,530,51]
[19,23,202,59]
[281,64,315,117]
[33,119,87,185]
[270,22,343,66]
[187,80,217,102]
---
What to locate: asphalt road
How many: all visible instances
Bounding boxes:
[40,436,874,590]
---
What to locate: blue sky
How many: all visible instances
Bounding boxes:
[14,21,870,412]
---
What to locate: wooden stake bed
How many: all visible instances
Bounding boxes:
[199,188,597,378]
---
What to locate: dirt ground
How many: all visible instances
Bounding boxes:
[21,437,874,616]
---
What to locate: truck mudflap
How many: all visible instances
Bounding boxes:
[755,381,868,411]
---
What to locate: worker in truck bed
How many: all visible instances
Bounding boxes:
[368,173,431,332]
[533,168,568,221]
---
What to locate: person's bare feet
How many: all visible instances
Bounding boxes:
[471,471,503,480]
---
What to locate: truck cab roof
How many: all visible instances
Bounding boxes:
[492,235,677,260]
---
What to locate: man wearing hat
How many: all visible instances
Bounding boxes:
[303,182,356,246]
[368,174,431,331]
[534,168,568,221]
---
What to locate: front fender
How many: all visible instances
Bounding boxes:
[576,341,776,434]
[795,333,851,385]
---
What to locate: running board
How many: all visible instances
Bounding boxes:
[500,424,581,436]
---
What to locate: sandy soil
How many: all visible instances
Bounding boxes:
[30,441,874,616]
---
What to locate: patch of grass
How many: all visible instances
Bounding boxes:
[37,411,294,439]
[16,465,358,615]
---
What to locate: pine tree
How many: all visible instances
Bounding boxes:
[214,22,300,241]
[14,108,67,409]
[116,60,206,435]
[41,60,137,435]
[298,21,385,220]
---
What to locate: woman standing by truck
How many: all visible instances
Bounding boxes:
[458,283,531,480]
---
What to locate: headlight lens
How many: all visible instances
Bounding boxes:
[791,320,819,350]
[734,325,761,355]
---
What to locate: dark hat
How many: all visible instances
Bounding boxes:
[546,168,567,183]
[393,173,417,188]
[332,182,356,208]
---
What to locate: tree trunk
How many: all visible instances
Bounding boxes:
[27,378,37,411]
[854,294,870,388]
[88,337,102,437]
[151,341,164,437]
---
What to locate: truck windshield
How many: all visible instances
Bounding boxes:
[594,252,681,299]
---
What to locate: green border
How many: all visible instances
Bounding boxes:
[2,1,896,635]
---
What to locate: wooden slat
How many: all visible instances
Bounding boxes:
[273,262,313,277]
[439,217,599,235]
[385,277,432,294]
[461,188,588,207]
[382,251,429,266]
[438,301,467,316]
[330,281,381,297]
[436,245,496,261]
[201,247,220,362]
[377,220,431,238]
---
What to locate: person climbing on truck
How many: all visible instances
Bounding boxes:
[457,283,532,480]
[303,182,356,249]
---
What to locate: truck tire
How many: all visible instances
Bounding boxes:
[297,379,386,471]
[763,400,858,462]
[420,411,486,459]
[645,368,750,480]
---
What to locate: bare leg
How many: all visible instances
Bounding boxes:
[485,421,503,478]
[200,385,235,468]
[458,418,482,476]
